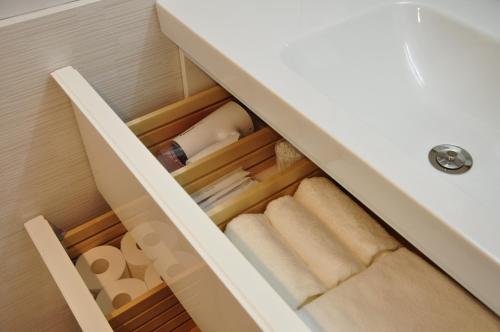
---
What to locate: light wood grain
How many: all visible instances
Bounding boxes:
[62,210,119,247]
[138,99,230,148]
[66,222,127,259]
[0,1,184,330]
[108,283,173,328]
[241,169,324,215]
[182,142,276,194]
[114,294,180,332]
[128,86,229,136]
[208,159,318,226]
[172,127,280,187]
[171,319,197,332]
[136,303,187,332]
[152,311,192,332]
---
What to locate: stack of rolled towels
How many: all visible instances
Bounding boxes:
[225,177,500,331]
[75,223,168,315]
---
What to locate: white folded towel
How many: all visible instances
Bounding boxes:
[299,248,500,332]
[294,177,400,265]
[265,196,363,288]
[225,214,326,309]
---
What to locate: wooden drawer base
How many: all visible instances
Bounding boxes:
[26,212,198,332]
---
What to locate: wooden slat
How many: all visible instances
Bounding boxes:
[135,304,187,332]
[106,233,125,249]
[114,294,180,332]
[152,311,191,332]
[67,222,127,259]
[247,156,276,175]
[127,86,230,136]
[173,127,281,187]
[62,211,119,248]
[108,283,172,328]
[242,169,324,215]
[138,99,230,148]
[171,319,196,332]
[208,158,318,226]
[182,142,276,194]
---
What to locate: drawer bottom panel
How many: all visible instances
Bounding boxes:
[26,212,199,332]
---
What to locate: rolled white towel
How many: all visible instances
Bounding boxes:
[225,214,326,309]
[265,196,363,288]
[299,248,500,332]
[294,177,400,265]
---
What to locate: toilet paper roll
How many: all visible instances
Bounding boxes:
[131,222,177,261]
[75,245,129,296]
[121,232,151,280]
[153,250,199,284]
[144,264,163,289]
[96,278,147,315]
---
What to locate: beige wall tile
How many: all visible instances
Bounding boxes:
[0,230,81,331]
[0,0,184,329]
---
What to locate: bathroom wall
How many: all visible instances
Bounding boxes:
[0,0,184,330]
[0,0,75,19]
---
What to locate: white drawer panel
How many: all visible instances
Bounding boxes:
[25,216,113,332]
[52,66,309,332]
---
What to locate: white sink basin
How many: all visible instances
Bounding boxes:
[282,4,500,185]
[157,0,500,315]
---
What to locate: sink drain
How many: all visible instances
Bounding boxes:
[429,144,472,174]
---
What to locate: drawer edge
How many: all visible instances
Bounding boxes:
[25,216,112,332]
[51,66,309,331]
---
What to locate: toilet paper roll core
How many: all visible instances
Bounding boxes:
[96,278,147,315]
[75,245,129,295]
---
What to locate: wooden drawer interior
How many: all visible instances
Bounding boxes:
[60,211,199,332]
[125,86,323,230]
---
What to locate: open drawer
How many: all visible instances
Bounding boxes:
[44,66,312,331]
[30,66,498,331]
[25,213,198,332]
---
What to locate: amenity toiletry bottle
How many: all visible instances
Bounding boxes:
[156,101,254,171]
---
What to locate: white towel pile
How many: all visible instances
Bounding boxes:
[224,176,498,330]
[294,177,400,265]
[226,214,326,309]
[265,195,363,288]
[299,248,500,332]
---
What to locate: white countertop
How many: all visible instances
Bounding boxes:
[157,0,500,314]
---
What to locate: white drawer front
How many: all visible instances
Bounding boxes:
[52,66,309,332]
[25,216,113,332]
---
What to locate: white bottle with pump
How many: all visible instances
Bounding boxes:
[156,101,254,171]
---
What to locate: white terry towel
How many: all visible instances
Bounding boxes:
[294,177,400,265]
[225,214,326,309]
[265,196,363,288]
[299,248,500,332]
